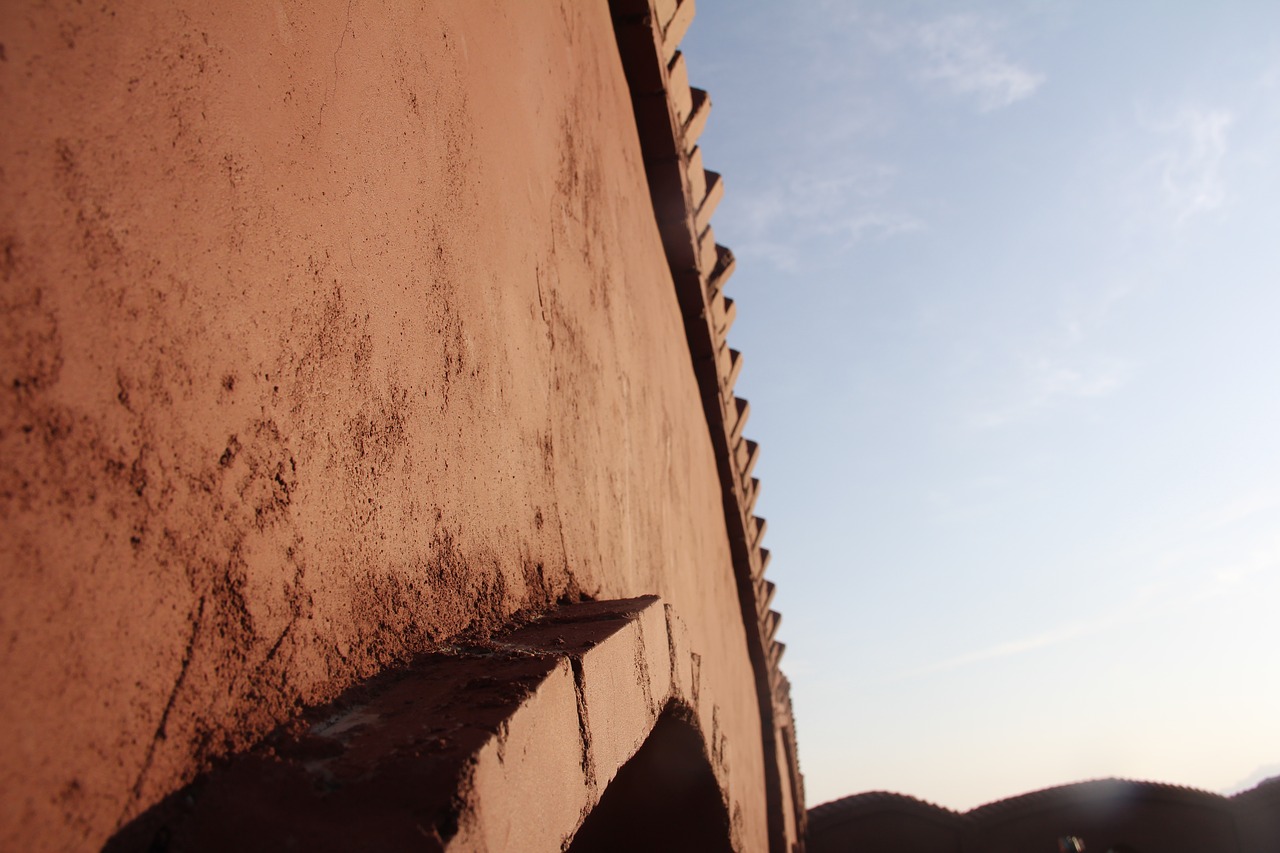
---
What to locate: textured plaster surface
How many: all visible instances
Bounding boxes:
[0,2,765,849]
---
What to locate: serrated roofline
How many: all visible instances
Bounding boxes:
[608,2,801,849]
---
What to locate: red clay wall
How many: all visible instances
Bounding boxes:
[0,1,767,849]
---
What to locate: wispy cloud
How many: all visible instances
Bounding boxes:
[969,355,1135,429]
[1145,106,1234,222]
[1195,490,1279,534]
[741,163,895,231]
[1202,534,1280,589]
[914,15,1045,112]
[901,617,1109,679]
[820,210,924,245]
[723,7,1045,272]
[902,532,1280,680]
[732,162,924,270]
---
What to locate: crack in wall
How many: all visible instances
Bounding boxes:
[114,594,206,832]
[317,0,356,128]
[632,619,653,715]
[569,657,597,792]
[663,603,679,700]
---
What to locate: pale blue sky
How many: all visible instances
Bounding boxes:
[683,1,1280,810]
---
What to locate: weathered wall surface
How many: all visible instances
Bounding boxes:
[0,1,766,849]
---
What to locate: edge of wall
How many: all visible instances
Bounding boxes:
[606,2,804,850]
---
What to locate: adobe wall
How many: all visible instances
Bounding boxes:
[0,1,768,849]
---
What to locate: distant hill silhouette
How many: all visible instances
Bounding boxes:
[1223,764,1280,795]
[809,777,1280,852]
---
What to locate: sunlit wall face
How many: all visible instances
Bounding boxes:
[684,0,1280,810]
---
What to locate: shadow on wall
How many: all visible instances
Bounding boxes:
[568,707,734,853]
[101,597,745,853]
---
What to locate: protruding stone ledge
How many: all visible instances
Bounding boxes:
[105,597,736,853]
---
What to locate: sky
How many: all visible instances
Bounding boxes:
[682,0,1280,811]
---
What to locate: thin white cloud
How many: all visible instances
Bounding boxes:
[1257,62,1280,90]
[914,15,1045,112]
[1205,535,1280,589]
[1028,357,1129,399]
[902,533,1280,680]
[901,617,1106,679]
[1147,106,1234,222]
[732,161,923,269]
[744,239,806,274]
[969,355,1135,429]
[819,210,925,246]
[1196,490,1279,534]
